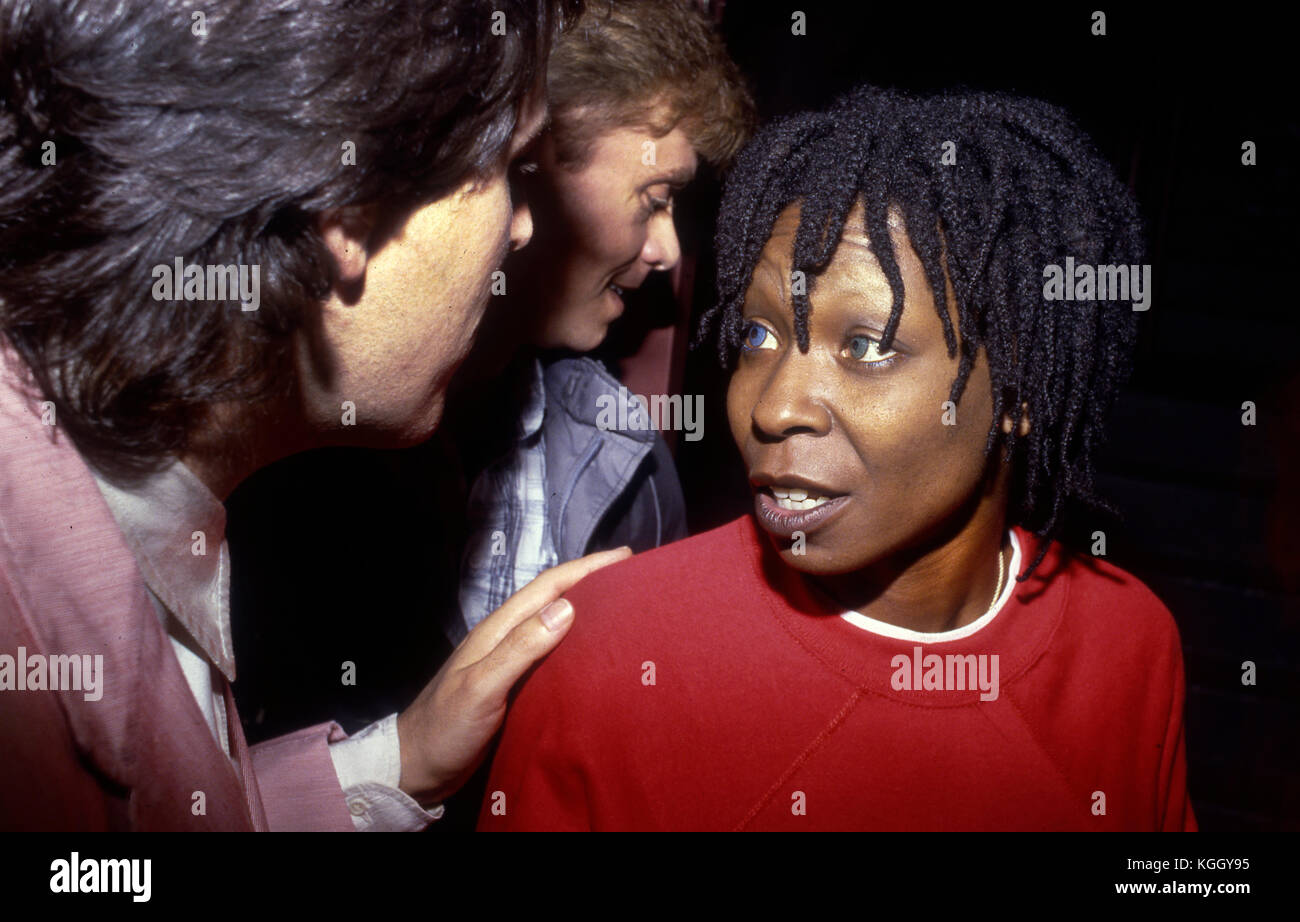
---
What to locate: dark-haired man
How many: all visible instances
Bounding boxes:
[0,0,626,831]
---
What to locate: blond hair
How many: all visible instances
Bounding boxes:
[547,0,755,170]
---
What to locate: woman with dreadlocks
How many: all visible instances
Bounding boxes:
[478,86,1195,831]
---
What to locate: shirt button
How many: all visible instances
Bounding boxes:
[348,798,368,817]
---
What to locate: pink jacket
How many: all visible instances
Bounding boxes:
[0,346,353,831]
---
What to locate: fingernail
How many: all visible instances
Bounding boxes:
[539,599,573,632]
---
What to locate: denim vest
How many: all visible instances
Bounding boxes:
[542,356,687,561]
[450,355,687,642]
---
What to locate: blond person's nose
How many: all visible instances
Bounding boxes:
[643,215,681,271]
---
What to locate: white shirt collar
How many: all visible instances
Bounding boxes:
[839,530,1023,643]
[91,459,236,681]
[517,357,547,441]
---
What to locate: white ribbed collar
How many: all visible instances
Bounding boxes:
[839,530,1022,644]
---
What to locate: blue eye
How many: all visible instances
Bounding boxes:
[742,320,777,351]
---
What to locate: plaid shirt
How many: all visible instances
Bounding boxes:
[453,359,558,644]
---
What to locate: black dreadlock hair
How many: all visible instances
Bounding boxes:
[695,85,1146,579]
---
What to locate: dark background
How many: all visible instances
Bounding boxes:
[229,3,1299,831]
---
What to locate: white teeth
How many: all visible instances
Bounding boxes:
[774,493,830,511]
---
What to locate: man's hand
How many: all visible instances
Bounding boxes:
[395,546,633,805]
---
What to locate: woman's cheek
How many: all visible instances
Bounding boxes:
[726,368,757,454]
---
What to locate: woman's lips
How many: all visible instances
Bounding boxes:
[753,490,850,539]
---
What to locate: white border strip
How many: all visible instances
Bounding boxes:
[839,530,1022,643]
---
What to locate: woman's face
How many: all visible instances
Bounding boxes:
[727,200,1000,577]
[522,118,698,352]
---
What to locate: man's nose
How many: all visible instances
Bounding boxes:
[509,197,534,252]
[749,348,833,440]
[642,214,681,272]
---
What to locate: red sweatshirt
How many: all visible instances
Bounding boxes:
[479,516,1196,831]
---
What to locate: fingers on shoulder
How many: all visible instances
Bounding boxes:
[466,600,574,698]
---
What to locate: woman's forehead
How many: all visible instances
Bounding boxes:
[762,198,907,257]
[753,202,918,298]
[746,199,957,342]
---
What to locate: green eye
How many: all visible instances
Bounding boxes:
[847,334,897,363]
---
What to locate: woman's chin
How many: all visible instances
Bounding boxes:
[767,538,852,576]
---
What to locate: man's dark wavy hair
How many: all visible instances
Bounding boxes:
[0,0,580,481]
[697,85,1146,578]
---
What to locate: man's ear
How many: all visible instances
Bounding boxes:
[318,205,374,285]
[1001,401,1032,437]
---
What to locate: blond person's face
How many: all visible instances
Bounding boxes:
[297,93,546,445]
[520,119,699,353]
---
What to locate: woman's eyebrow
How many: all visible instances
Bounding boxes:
[750,249,792,308]
[809,270,899,325]
[637,166,695,190]
[511,110,551,159]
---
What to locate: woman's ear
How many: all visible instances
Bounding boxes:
[318,205,374,284]
[1001,401,1031,436]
